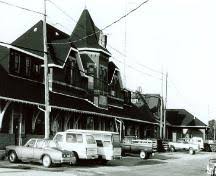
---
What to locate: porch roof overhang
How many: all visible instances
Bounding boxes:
[49,91,158,125]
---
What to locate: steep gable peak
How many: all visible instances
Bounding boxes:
[71,9,110,56]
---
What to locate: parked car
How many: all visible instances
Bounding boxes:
[168,138,200,154]
[53,130,98,165]
[121,136,154,159]
[76,130,122,164]
[207,158,216,175]
[5,138,76,167]
[188,137,204,150]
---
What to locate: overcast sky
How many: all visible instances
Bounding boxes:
[0,0,216,124]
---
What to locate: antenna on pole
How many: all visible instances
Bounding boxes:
[123,0,127,88]
[43,0,50,139]
[163,72,168,139]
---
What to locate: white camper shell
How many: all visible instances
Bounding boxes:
[53,130,98,164]
[67,130,122,162]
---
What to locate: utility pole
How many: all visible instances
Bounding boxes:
[160,71,163,139]
[159,96,163,139]
[163,72,168,139]
[43,0,50,139]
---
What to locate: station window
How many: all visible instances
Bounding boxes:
[25,57,31,76]
[14,54,20,73]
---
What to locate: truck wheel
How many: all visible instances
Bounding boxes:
[140,151,147,159]
[189,148,195,155]
[170,146,175,152]
[42,155,52,168]
[8,151,18,163]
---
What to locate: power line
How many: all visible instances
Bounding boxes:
[107,44,126,57]
[135,61,163,75]
[0,0,44,15]
[47,0,77,24]
[111,56,162,81]
[48,0,150,45]
[111,49,163,75]
[108,45,163,75]
[46,0,162,80]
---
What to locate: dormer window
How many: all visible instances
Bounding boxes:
[98,32,107,48]
[65,56,77,85]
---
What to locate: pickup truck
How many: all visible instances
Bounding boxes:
[121,136,154,159]
[168,138,200,154]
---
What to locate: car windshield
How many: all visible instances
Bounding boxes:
[47,140,60,148]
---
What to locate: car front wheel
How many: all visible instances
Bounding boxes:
[8,151,18,163]
[42,155,52,168]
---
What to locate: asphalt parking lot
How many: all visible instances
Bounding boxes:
[0,152,214,176]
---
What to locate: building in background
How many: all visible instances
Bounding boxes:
[166,109,208,141]
[135,93,208,141]
[0,9,157,149]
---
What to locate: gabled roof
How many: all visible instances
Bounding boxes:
[70,9,110,55]
[166,109,207,127]
[144,94,161,113]
[12,20,74,66]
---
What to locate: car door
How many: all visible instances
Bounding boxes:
[20,139,35,161]
[33,139,46,162]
